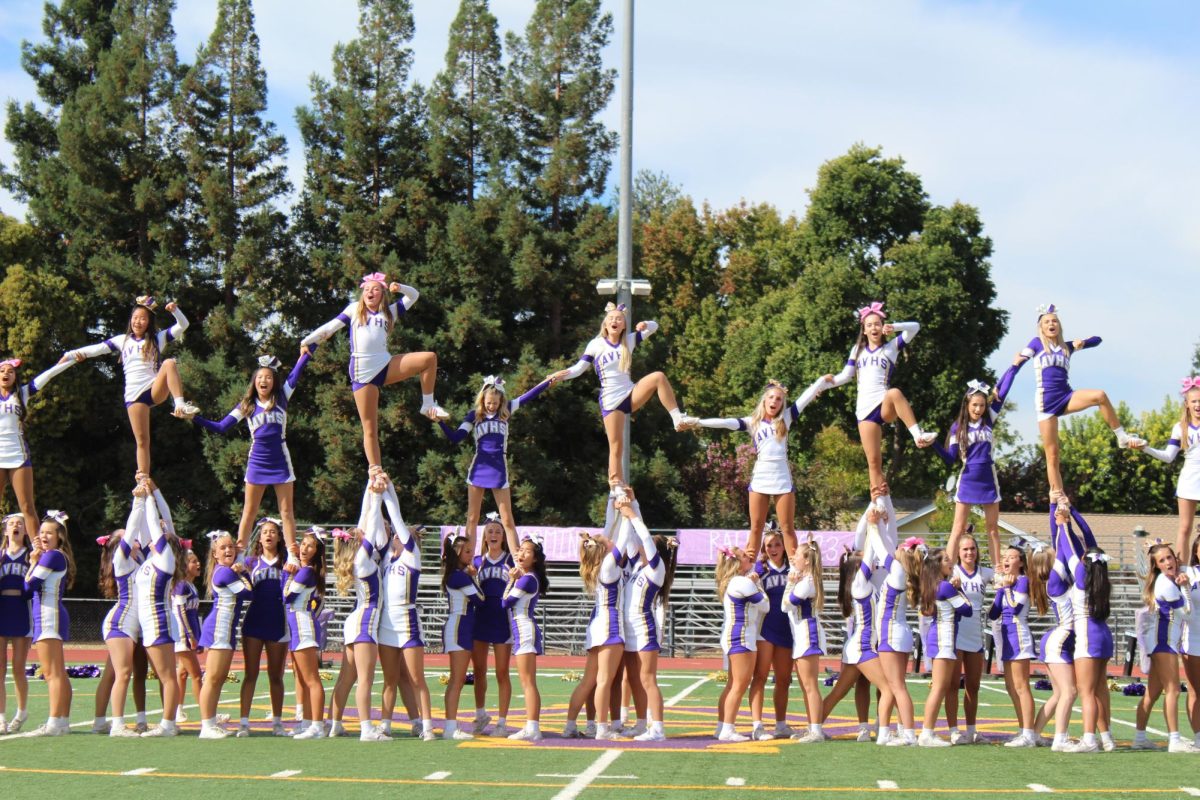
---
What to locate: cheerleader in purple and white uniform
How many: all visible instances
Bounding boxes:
[818,302,937,495]
[439,374,552,546]
[549,302,698,485]
[929,364,1022,565]
[0,356,74,538]
[190,349,313,560]
[1131,541,1195,752]
[944,530,993,745]
[1028,514,1076,751]
[198,531,251,739]
[1181,539,1200,747]
[99,487,148,737]
[989,545,1036,747]
[285,528,326,740]
[233,517,290,738]
[1014,303,1143,496]
[873,536,921,746]
[300,274,447,472]
[714,545,768,742]
[441,530,481,740]
[1133,378,1200,556]
[173,547,203,722]
[747,525,795,741]
[376,478,434,741]
[502,537,550,741]
[24,510,76,736]
[133,480,183,737]
[696,379,823,557]
[918,547,973,747]
[0,514,32,733]
[782,537,828,744]
[469,516,518,736]
[61,296,198,476]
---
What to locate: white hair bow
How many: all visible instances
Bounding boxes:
[258,355,281,370]
[45,509,69,525]
[966,379,990,396]
[206,529,231,542]
[482,375,505,392]
[1086,552,1110,564]
[1035,303,1058,319]
[308,526,326,541]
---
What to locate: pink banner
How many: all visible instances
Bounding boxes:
[439,526,602,563]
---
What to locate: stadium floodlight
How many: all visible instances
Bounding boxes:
[595,278,652,296]
[596,279,618,295]
[630,279,652,296]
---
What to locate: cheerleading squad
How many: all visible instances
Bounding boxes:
[1,280,1197,751]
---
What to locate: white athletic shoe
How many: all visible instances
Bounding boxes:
[215,713,231,725]
[234,722,251,738]
[773,723,795,738]
[199,726,229,740]
[790,730,824,744]
[1118,433,1147,450]
[444,729,474,740]
[133,721,149,734]
[623,721,647,738]
[634,728,666,742]
[561,724,582,739]
[1169,739,1200,753]
[1050,738,1076,752]
[175,710,188,723]
[855,727,873,742]
[1067,740,1099,753]
[1101,736,1116,752]
[750,726,775,741]
[507,727,543,741]
[596,729,624,741]
[327,720,348,737]
[360,728,392,742]
[173,400,201,418]
[1005,734,1035,748]
[876,728,893,746]
[421,402,450,421]
[674,414,700,432]
[718,730,750,743]
[918,732,951,748]
[272,721,292,737]
[109,725,140,738]
[918,431,938,446]
[472,713,491,735]
[90,720,111,735]
[493,724,514,738]
[1130,738,1160,751]
[7,715,26,733]
[886,734,914,747]
[293,725,324,740]
[582,720,597,738]
[949,730,965,746]
[140,724,177,738]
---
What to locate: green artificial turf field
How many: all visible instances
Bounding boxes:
[1,664,1195,799]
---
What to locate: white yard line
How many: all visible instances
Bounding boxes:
[726,778,746,787]
[121,768,158,776]
[877,780,898,790]
[1027,784,1054,793]
[665,677,709,707]
[424,772,452,781]
[549,749,622,800]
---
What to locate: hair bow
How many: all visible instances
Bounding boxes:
[965,379,990,396]
[484,512,502,524]
[1181,376,1200,394]
[604,302,627,313]
[1035,303,1057,319]
[1027,540,1047,554]
[45,509,69,525]
[180,539,193,550]
[331,528,353,542]
[0,358,22,370]
[1086,552,1110,564]
[2,512,23,524]
[666,538,680,550]
[135,295,158,311]
[258,355,281,370]
[256,517,282,530]
[715,545,736,559]
[206,530,230,542]
[1146,537,1166,552]
[308,526,326,541]
[446,528,466,543]
[95,535,111,547]
[764,379,788,393]
[359,272,388,287]
[902,536,925,551]
[764,520,780,534]
[856,301,886,322]
[482,375,505,392]
[525,533,544,548]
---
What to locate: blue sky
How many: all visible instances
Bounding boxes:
[2,0,1198,451]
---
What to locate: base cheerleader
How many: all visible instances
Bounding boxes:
[502,536,550,741]
[1133,377,1200,556]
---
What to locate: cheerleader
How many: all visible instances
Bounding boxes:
[781,537,828,744]
[1132,377,1200,556]
[929,364,1023,565]
[133,480,183,736]
[918,547,973,747]
[696,380,823,557]
[1181,538,1200,748]
[438,374,552,545]
[502,536,550,741]
[234,518,290,737]
[99,487,148,736]
[300,274,447,471]
[1029,514,1076,752]
[1057,500,1115,753]
[564,525,627,741]
[874,536,921,746]
[818,302,937,493]
[24,510,76,736]
[747,524,795,741]
[197,531,251,739]
[173,546,203,722]
[61,296,198,476]
[548,302,698,484]
[617,492,677,743]
[190,349,313,559]
[944,529,993,745]
[0,514,31,733]
[1131,542,1195,752]
[285,528,326,740]
[989,544,1036,747]
[1014,303,1143,495]
[714,545,768,742]
[470,517,519,736]
[0,357,75,538]
[376,479,434,741]
[441,530,481,740]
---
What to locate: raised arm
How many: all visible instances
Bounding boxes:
[300,304,354,348]
[1069,507,1097,550]
[63,336,121,362]
[390,283,419,313]
[553,341,598,383]
[23,359,75,401]
[787,378,825,420]
[891,320,920,347]
[162,304,189,345]
[192,409,243,436]
[380,480,413,550]
[991,362,1023,414]
[438,413,474,446]
[633,321,658,345]
[509,379,552,413]
[696,416,745,432]
[824,347,857,390]
[282,347,315,398]
[1070,336,1102,353]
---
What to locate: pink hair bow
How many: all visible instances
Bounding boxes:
[331,528,353,542]
[179,539,193,550]
[359,272,388,287]
[1181,376,1200,394]
[95,535,111,547]
[856,301,886,322]
[715,545,736,559]
[0,358,22,369]
[902,536,925,550]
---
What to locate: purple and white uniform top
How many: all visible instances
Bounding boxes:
[1019,335,1101,421]
[503,573,544,656]
[697,380,823,496]
[989,575,1033,661]
[558,322,659,414]
[102,502,146,642]
[927,580,972,661]
[826,321,919,422]
[300,287,419,389]
[1180,566,1200,657]
[781,574,826,659]
[841,562,877,665]
[344,489,388,646]
[438,380,551,490]
[378,483,424,651]
[0,361,73,469]
[1060,508,1114,660]
[755,560,793,649]
[473,551,514,645]
[1039,530,1075,665]
[622,514,665,653]
[1148,572,1187,656]
[284,566,320,651]
[585,544,624,650]
[135,496,179,648]
[172,580,201,653]
[1143,422,1200,502]
[68,306,189,404]
[443,569,480,654]
[0,546,33,639]
[199,565,249,651]
[932,364,1021,506]
[240,553,288,643]
[952,563,994,654]
[192,351,312,485]
[26,549,69,642]
[721,574,768,656]
[875,555,913,654]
